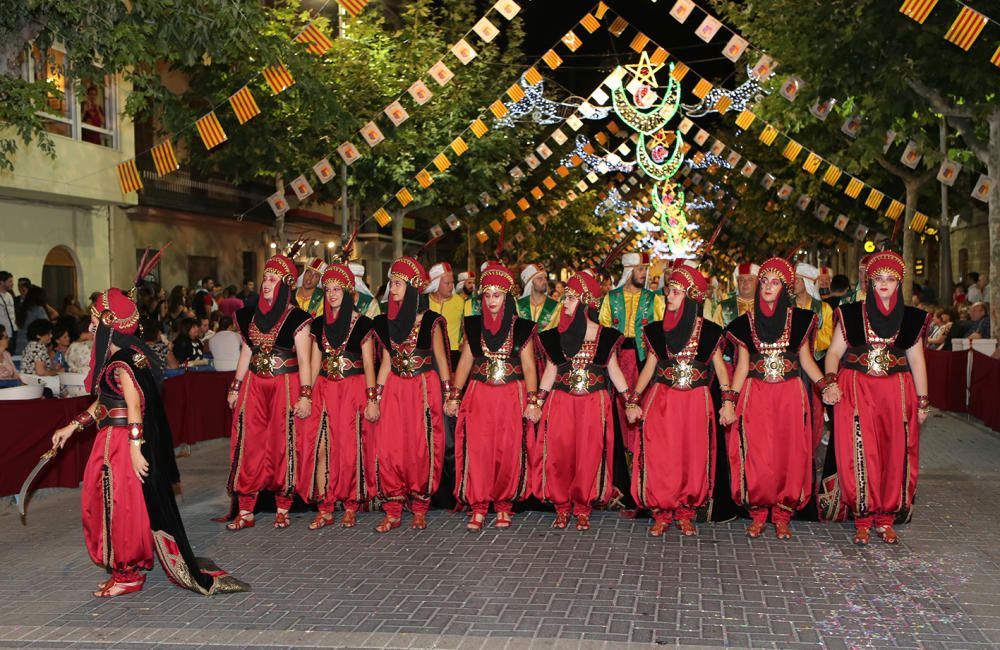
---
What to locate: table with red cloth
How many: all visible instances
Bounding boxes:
[2,371,234,498]
[924,348,968,413]
[970,352,1000,432]
[1,396,96,498]
[161,370,235,446]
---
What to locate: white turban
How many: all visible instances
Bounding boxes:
[520,263,545,298]
[616,252,649,289]
[732,262,760,287]
[457,271,471,283]
[348,262,373,297]
[424,262,452,295]
[796,263,821,301]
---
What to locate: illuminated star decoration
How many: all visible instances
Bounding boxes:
[495,74,612,128]
[594,188,650,219]
[682,65,769,118]
[624,50,664,88]
[684,151,731,170]
[561,135,634,175]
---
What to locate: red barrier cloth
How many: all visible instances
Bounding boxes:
[161,371,235,445]
[1,396,96,497]
[970,352,1000,433]
[924,349,968,413]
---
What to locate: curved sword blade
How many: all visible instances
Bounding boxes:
[16,446,59,519]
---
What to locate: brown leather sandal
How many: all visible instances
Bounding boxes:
[877,525,899,544]
[226,512,255,531]
[341,510,357,528]
[552,512,570,529]
[575,514,591,531]
[853,527,871,545]
[746,521,766,538]
[411,512,427,529]
[676,519,698,536]
[775,522,793,540]
[375,515,401,533]
[308,512,335,530]
[649,521,670,537]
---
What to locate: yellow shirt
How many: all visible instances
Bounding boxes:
[798,296,834,355]
[598,290,665,338]
[428,294,466,350]
[702,297,723,326]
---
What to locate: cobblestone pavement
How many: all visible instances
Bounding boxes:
[2,411,999,649]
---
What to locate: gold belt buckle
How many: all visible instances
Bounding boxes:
[762,350,784,383]
[253,345,274,375]
[568,367,589,394]
[324,352,347,379]
[393,350,417,375]
[868,345,890,376]
[673,360,693,389]
[485,355,508,384]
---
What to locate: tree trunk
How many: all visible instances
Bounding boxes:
[938,118,953,302]
[392,210,404,259]
[274,175,286,247]
[902,179,920,304]
[988,111,1000,340]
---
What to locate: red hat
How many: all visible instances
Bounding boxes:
[666,267,709,303]
[389,256,429,291]
[736,262,760,276]
[264,254,299,287]
[90,287,140,335]
[480,262,515,293]
[819,266,832,277]
[322,263,354,291]
[860,253,875,267]
[303,257,325,274]
[865,251,905,281]
[758,257,795,287]
[565,270,602,308]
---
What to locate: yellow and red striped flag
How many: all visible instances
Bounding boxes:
[433,153,450,172]
[416,170,433,189]
[490,100,509,119]
[543,175,556,190]
[944,7,987,51]
[992,45,1000,68]
[845,177,864,199]
[450,136,469,156]
[670,62,689,81]
[195,112,227,150]
[523,67,543,86]
[262,64,295,95]
[608,16,628,36]
[296,22,333,55]
[470,119,489,138]
[714,95,733,113]
[782,140,802,161]
[910,211,928,232]
[885,199,904,220]
[595,1,610,19]
[802,152,822,174]
[823,165,842,186]
[759,124,778,146]
[735,110,756,129]
[650,47,669,65]
[692,78,713,99]
[580,12,601,33]
[373,207,392,227]
[898,0,938,24]
[117,159,142,195]
[865,188,884,210]
[396,188,413,207]
[336,0,369,17]
[542,49,563,70]
[150,140,179,176]
[506,84,525,102]
[229,86,260,125]
[557,165,570,177]
[630,33,650,52]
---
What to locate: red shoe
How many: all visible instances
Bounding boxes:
[746,521,766,538]
[226,512,255,531]
[619,509,638,519]
[308,512,335,530]
[853,527,871,545]
[341,510,357,528]
[411,512,427,530]
[375,515,401,533]
[93,575,145,598]
[495,512,512,529]
[876,525,899,544]
[575,514,591,531]
[649,521,669,537]
[552,512,570,529]
[467,513,486,532]
[273,511,291,529]
[676,519,697,536]
[774,522,793,540]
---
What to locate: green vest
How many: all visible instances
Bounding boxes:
[719,295,752,327]
[607,287,656,362]
[298,287,324,316]
[516,295,558,328]
[356,293,380,317]
[802,296,826,360]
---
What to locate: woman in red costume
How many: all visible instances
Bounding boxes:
[371,257,452,532]
[627,266,736,537]
[445,262,539,531]
[726,258,828,539]
[534,271,631,531]
[51,250,248,597]
[226,255,313,530]
[821,251,929,545]
[298,263,379,529]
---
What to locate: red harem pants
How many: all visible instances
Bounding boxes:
[727,377,813,525]
[616,345,640,453]
[372,370,445,518]
[632,383,715,524]
[228,372,301,512]
[82,425,154,581]
[297,373,372,513]
[535,389,615,516]
[454,379,532,515]
[833,369,920,530]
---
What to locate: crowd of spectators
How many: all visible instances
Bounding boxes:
[914,271,994,355]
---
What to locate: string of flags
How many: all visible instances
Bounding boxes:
[644,0,995,198]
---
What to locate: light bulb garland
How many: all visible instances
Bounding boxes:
[594,187,650,219]
[682,65,768,118]
[684,151,731,170]
[495,74,611,129]
[561,135,634,175]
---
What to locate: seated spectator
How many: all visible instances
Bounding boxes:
[141,317,169,368]
[66,315,94,373]
[168,317,204,368]
[966,272,984,303]
[208,316,242,372]
[15,285,53,353]
[0,324,22,384]
[953,283,967,307]
[218,285,244,318]
[21,320,59,377]
[61,294,86,318]
[199,315,215,344]
[967,302,991,340]
[50,323,72,371]
[927,307,956,350]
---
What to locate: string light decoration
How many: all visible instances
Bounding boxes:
[561,135,634,174]
[611,62,681,135]
[594,187,650,219]
[682,65,769,118]
[686,198,715,210]
[684,151,731,170]
[495,74,611,128]
[637,130,685,180]
[615,180,702,259]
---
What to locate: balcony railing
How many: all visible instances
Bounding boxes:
[137,169,275,222]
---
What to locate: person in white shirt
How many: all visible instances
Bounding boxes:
[0,272,17,349]
[966,272,986,304]
[208,316,242,371]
